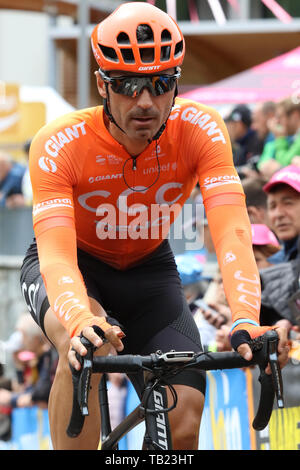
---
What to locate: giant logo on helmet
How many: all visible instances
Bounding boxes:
[138,66,161,71]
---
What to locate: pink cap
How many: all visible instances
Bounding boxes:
[251,224,280,246]
[17,351,36,362]
[263,165,300,193]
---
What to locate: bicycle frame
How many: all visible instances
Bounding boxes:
[99,373,172,450]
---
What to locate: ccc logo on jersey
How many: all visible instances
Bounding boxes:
[21,281,40,316]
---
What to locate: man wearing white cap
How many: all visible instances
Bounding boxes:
[263,165,300,262]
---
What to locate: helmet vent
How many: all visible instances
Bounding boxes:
[117,32,130,45]
[161,45,171,62]
[174,40,184,58]
[136,24,154,44]
[121,48,135,64]
[98,44,119,62]
[161,29,171,42]
[140,47,155,63]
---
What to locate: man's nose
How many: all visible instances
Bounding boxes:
[136,87,154,108]
[272,204,285,220]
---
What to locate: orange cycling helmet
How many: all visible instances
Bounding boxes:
[91,2,185,73]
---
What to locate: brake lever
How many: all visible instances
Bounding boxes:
[77,337,96,416]
[250,330,284,431]
[267,333,284,409]
[251,329,284,408]
[66,333,100,437]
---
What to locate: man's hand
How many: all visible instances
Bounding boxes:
[259,159,281,179]
[68,323,125,371]
[237,327,289,374]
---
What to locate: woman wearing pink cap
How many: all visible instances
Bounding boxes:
[251,224,281,269]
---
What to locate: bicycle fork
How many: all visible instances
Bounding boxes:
[142,378,173,450]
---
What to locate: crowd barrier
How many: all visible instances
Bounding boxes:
[1,356,299,451]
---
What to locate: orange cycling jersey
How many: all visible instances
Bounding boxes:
[30,97,264,338]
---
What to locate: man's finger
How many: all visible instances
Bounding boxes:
[237,343,253,361]
[82,326,104,348]
[105,326,125,352]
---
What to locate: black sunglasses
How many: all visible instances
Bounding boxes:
[99,69,180,97]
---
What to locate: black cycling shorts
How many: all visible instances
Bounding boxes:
[20,239,206,396]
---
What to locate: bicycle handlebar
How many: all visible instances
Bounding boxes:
[66,330,284,439]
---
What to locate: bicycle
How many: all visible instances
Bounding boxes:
[66,330,284,450]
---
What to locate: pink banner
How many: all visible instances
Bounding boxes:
[180,47,300,104]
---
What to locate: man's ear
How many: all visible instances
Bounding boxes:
[95,71,107,99]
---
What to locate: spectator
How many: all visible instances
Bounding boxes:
[259,98,300,178]
[193,269,232,349]
[251,223,281,269]
[0,314,57,410]
[251,101,276,146]
[21,139,33,206]
[242,177,270,225]
[107,373,128,430]
[263,165,300,262]
[0,151,26,208]
[224,104,261,169]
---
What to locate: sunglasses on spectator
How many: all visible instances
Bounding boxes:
[99,69,180,97]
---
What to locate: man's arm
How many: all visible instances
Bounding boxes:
[29,124,124,347]
[191,105,289,367]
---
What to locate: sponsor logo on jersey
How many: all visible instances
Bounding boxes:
[33,198,73,216]
[21,281,40,315]
[145,144,165,161]
[203,175,241,190]
[234,270,260,311]
[38,156,57,173]
[44,121,86,158]
[96,155,123,165]
[58,276,74,285]
[96,155,106,165]
[223,251,237,265]
[78,182,184,214]
[88,173,123,184]
[143,162,177,175]
[169,105,226,144]
[54,291,85,322]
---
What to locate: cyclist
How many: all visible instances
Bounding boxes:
[20,2,288,450]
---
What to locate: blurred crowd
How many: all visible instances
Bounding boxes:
[189,96,300,353]
[0,140,32,209]
[0,314,58,441]
[0,95,300,444]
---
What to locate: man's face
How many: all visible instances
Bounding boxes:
[274,105,288,135]
[251,105,268,140]
[97,68,176,145]
[267,185,300,241]
[286,110,300,136]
